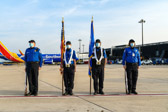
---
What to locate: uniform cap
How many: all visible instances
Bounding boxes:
[129,39,135,43]
[96,39,101,43]
[29,40,35,43]
[66,41,71,45]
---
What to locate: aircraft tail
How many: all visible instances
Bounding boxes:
[19,50,24,56]
[0,41,24,62]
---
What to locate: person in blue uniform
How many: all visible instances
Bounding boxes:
[89,39,107,95]
[25,40,43,96]
[61,41,77,96]
[122,39,141,94]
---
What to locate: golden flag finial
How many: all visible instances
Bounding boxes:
[62,17,64,22]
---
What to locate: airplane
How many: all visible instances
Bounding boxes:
[0,52,8,60]
[0,41,61,64]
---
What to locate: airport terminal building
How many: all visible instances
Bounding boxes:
[105,41,168,60]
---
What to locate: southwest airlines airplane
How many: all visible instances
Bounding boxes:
[0,41,61,64]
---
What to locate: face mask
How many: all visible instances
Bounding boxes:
[29,43,34,48]
[66,45,71,49]
[96,43,101,47]
[130,43,135,48]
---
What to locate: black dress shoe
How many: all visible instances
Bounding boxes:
[63,92,69,96]
[127,90,132,95]
[27,92,33,96]
[34,93,38,96]
[132,91,138,95]
[69,91,73,95]
[99,91,104,95]
[93,92,98,95]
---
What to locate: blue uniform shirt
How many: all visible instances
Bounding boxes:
[64,49,76,64]
[122,47,141,66]
[25,47,43,67]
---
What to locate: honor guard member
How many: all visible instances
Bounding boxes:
[122,39,141,94]
[25,40,43,96]
[62,41,77,95]
[90,39,107,95]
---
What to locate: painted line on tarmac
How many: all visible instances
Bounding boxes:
[38,80,168,97]
[39,80,62,90]
[77,96,115,112]
[16,78,168,112]
[3,93,168,112]
[0,93,168,98]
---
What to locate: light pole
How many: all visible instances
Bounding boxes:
[82,44,85,53]
[78,39,82,54]
[139,19,145,57]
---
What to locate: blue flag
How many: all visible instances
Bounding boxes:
[88,18,95,76]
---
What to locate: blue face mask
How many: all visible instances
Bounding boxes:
[66,45,71,49]
[130,43,135,48]
[29,43,34,48]
[96,43,100,47]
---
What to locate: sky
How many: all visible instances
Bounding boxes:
[0,0,168,54]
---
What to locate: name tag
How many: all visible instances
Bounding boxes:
[132,53,135,57]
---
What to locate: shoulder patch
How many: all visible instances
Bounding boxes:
[35,48,39,52]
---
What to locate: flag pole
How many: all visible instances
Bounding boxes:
[62,70,64,95]
[60,17,65,95]
[24,71,27,96]
[62,17,64,95]
[89,16,94,95]
[90,69,92,95]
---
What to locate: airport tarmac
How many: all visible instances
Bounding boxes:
[0,64,167,112]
